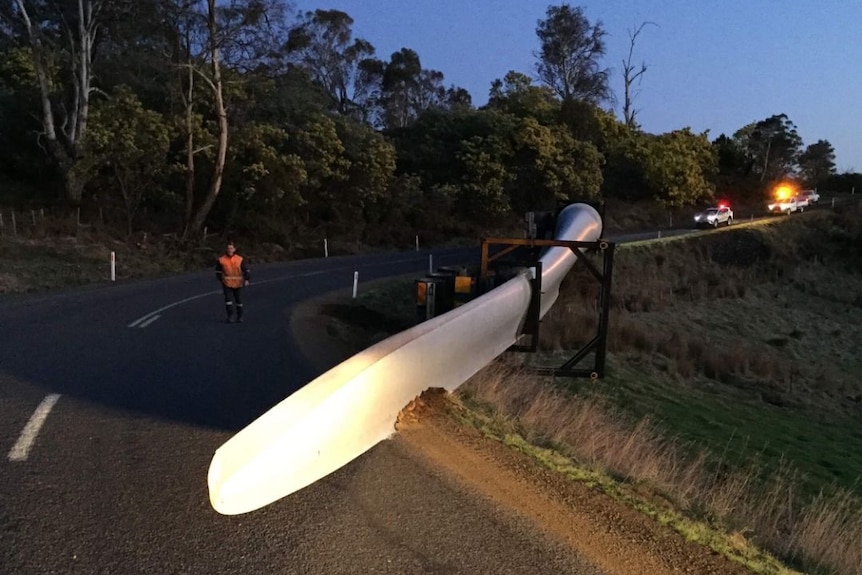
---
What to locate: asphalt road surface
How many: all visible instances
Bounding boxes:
[0,248,608,575]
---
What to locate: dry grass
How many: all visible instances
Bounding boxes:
[459,362,862,575]
[505,211,862,573]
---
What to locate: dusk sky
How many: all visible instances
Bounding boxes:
[295,0,861,172]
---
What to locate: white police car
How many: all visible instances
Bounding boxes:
[693,204,733,228]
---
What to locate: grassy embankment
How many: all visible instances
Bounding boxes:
[338,205,862,575]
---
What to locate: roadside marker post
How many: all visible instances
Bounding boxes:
[352,271,359,299]
[415,235,419,252]
[428,254,433,274]
[110,252,116,282]
[324,238,329,258]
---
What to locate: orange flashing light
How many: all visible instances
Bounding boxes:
[774,184,794,200]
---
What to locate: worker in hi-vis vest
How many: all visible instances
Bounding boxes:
[215,242,250,323]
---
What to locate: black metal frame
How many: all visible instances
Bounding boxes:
[479,236,616,379]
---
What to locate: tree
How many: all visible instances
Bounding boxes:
[160,0,285,239]
[82,87,172,235]
[535,4,611,103]
[330,117,397,233]
[798,140,836,188]
[487,71,558,122]
[456,135,511,221]
[1,0,117,204]
[733,114,802,183]
[642,128,717,208]
[508,117,602,213]
[711,133,760,202]
[286,9,381,120]
[443,86,472,111]
[380,48,445,129]
[220,122,304,235]
[621,22,656,129]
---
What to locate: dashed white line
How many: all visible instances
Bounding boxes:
[8,394,61,462]
[137,315,161,328]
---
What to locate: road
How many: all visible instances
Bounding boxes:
[0,248,606,575]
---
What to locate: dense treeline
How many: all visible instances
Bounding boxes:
[0,2,849,245]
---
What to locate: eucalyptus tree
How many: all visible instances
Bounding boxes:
[155,0,287,238]
[535,4,611,104]
[798,139,836,188]
[380,48,447,129]
[733,114,802,183]
[0,0,126,204]
[286,9,382,122]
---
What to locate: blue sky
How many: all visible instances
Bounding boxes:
[295,1,861,172]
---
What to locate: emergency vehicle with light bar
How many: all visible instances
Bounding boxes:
[693,203,733,227]
[768,184,803,214]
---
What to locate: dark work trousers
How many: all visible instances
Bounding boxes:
[222,285,244,319]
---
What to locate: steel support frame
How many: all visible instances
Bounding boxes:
[479,237,615,379]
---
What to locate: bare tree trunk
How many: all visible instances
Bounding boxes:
[183,58,196,227]
[113,165,135,237]
[13,0,99,206]
[183,0,228,239]
[760,138,772,183]
[621,22,654,129]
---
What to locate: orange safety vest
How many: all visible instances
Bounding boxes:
[219,254,245,288]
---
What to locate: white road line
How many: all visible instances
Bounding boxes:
[8,394,61,462]
[128,290,221,327]
[126,254,443,328]
[138,315,161,328]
